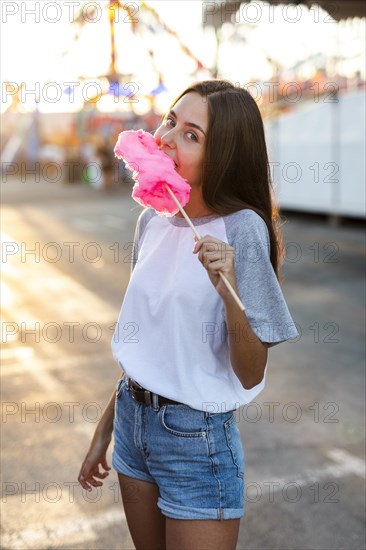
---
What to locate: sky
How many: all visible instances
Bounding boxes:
[1,0,365,113]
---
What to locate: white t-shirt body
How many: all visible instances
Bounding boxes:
[112,209,298,411]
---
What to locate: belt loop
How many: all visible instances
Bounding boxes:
[152,392,159,411]
[144,390,152,407]
[125,375,130,390]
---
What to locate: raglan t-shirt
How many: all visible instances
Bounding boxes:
[111,208,299,411]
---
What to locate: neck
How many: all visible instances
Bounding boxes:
[175,187,214,218]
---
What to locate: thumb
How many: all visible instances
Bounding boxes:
[101,456,111,471]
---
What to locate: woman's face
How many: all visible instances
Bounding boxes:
[154,92,208,188]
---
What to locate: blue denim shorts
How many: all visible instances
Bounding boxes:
[112,375,245,521]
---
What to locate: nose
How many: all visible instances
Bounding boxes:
[158,128,176,150]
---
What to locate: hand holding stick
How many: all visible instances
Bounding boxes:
[163,184,245,312]
[114,130,245,312]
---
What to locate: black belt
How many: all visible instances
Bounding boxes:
[126,376,182,407]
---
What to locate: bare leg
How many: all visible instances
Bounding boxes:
[166,518,240,550]
[118,473,166,550]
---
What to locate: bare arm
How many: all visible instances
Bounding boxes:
[78,373,124,491]
[222,289,268,389]
[94,377,121,438]
[193,236,268,389]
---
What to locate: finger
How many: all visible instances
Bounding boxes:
[197,249,206,265]
[79,464,99,484]
[207,259,227,271]
[202,241,219,253]
[193,235,215,253]
[203,256,216,269]
[201,252,220,268]
[78,464,92,482]
[203,247,234,267]
[93,470,109,479]
[101,458,111,471]
[192,240,201,253]
[86,476,103,488]
[78,474,93,492]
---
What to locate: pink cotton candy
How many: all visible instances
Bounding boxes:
[114,129,191,216]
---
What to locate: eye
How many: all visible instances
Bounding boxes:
[187,131,198,142]
[165,116,175,128]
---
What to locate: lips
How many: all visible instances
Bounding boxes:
[159,148,178,168]
[167,156,178,168]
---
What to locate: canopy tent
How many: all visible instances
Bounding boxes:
[263,0,366,21]
[204,0,366,26]
[68,0,212,88]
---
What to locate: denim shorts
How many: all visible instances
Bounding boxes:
[112,375,245,521]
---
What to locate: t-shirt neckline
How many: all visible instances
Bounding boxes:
[167,213,221,227]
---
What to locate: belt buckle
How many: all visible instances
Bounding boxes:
[130,378,142,390]
[144,390,152,406]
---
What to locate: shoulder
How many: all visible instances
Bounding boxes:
[225,208,267,227]
[136,208,157,238]
[223,208,269,242]
[131,208,157,268]
[137,207,157,225]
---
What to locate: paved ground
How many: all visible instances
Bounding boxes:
[1,177,365,550]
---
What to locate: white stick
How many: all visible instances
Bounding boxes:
[163,183,245,312]
[163,184,201,239]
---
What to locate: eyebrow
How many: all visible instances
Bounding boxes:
[169,110,206,136]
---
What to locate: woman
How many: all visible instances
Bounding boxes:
[78,80,298,550]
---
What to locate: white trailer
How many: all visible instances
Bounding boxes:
[265,89,365,219]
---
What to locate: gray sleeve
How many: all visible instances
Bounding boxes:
[131,208,156,275]
[224,210,299,347]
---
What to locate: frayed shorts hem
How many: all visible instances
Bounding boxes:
[157,498,244,521]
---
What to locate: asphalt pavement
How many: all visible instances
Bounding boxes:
[1,177,365,550]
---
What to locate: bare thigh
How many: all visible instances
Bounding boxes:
[166,517,240,550]
[118,473,166,550]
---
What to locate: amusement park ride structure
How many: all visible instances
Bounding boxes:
[64,0,214,111]
[1,0,364,215]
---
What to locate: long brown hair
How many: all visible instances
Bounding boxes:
[170,80,286,283]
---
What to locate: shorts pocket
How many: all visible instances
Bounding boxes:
[224,415,245,479]
[160,405,207,438]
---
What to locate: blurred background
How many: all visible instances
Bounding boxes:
[1,1,365,549]
[1,0,365,211]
